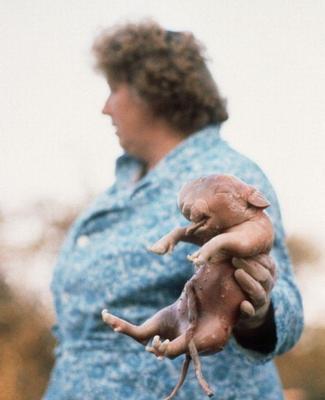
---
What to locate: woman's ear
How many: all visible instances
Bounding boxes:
[247,189,270,209]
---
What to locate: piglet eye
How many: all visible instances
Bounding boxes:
[190,209,208,223]
[181,204,191,219]
[199,212,209,221]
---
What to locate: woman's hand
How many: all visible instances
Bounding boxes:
[232,254,276,331]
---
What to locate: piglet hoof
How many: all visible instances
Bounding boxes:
[146,335,170,359]
[102,309,124,333]
[148,244,167,255]
[148,238,174,255]
[187,252,205,266]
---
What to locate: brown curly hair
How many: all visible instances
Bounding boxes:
[92,20,228,134]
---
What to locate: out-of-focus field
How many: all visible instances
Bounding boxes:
[0,200,324,400]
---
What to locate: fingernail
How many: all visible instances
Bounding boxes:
[232,257,240,267]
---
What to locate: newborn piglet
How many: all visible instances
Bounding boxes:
[102,174,274,399]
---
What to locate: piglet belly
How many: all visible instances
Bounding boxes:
[194,260,245,315]
[192,261,245,355]
[157,302,189,340]
[193,316,233,355]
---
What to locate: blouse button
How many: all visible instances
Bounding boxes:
[77,235,90,248]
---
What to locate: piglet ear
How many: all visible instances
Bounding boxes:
[247,189,270,209]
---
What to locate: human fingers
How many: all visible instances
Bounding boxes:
[232,257,275,292]
[250,254,276,279]
[234,268,267,308]
[239,300,256,319]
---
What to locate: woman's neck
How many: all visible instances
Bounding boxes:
[141,123,186,171]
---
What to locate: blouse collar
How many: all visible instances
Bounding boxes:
[115,124,221,188]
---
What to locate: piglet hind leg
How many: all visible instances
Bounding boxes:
[102,309,165,345]
[146,331,189,359]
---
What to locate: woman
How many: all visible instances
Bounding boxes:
[44,20,303,399]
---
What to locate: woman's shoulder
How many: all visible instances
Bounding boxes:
[176,136,270,188]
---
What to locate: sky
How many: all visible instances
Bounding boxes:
[1,1,325,259]
[1,0,325,326]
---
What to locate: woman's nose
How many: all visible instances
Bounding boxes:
[102,97,112,115]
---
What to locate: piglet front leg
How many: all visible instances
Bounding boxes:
[188,233,231,266]
[148,226,187,255]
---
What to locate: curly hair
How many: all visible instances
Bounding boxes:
[92,20,228,134]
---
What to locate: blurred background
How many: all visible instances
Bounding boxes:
[1,1,324,399]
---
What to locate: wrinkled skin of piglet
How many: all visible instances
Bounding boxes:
[102,174,274,385]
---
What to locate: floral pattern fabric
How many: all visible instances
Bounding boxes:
[44,125,303,400]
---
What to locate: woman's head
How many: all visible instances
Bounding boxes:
[93,20,228,135]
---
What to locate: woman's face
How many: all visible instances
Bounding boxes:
[102,83,154,157]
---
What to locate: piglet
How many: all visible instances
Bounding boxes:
[102,174,274,399]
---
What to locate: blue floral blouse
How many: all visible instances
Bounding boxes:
[44,125,303,400]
